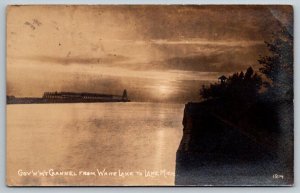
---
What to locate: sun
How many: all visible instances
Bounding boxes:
[157,85,172,98]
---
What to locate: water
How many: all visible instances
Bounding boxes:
[6,102,184,186]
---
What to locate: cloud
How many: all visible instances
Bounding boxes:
[125,42,268,73]
[123,5,289,41]
[103,39,263,47]
[15,54,129,65]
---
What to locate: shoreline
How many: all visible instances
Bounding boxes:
[6,97,130,105]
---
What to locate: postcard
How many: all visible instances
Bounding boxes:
[6,5,293,186]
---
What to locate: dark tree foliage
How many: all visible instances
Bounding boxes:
[200,67,262,101]
[200,26,293,102]
[258,27,293,100]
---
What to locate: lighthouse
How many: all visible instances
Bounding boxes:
[122,89,128,101]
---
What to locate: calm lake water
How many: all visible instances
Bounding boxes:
[7,102,184,186]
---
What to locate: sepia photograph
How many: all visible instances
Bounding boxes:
[6,5,293,186]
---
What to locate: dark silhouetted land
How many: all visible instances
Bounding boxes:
[7,90,130,104]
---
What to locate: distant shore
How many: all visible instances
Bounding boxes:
[7,90,130,104]
[7,97,130,105]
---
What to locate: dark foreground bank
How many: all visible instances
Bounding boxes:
[175,98,293,186]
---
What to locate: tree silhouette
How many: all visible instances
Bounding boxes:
[200,67,262,101]
[258,26,293,100]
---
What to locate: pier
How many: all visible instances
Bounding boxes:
[7,89,130,104]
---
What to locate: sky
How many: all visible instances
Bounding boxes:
[6,5,293,103]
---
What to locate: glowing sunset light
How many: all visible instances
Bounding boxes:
[157,85,173,98]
